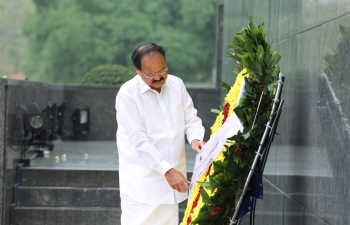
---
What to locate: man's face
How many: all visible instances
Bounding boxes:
[136,51,168,92]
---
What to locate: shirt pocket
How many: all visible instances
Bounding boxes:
[169,103,185,124]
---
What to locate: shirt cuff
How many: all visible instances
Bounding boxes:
[157,160,173,176]
[187,135,203,144]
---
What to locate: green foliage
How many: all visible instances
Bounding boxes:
[221,81,232,91]
[0,0,34,77]
[81,64,135,85]
[193,17,282,225]
[227,16,281,85]
[22,0,223,84]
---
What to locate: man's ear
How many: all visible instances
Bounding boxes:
[133,66,140,75]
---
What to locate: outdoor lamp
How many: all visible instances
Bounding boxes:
[24,113,48,132]
[21,113,49,166]
[71,107,90,135]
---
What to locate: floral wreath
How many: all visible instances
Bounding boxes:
[181,17,282,225]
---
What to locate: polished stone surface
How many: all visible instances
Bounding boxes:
[62,86,118,141]
[18,186,120,207]
[15,207,121,225]
[21,141,196,172]
[0,84,6,225]
[63,84,220,141]
[4,173,16,225]
[223,0,350,223]
[5,79,65,173]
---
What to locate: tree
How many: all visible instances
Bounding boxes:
[22,0,222,84]
[0,0,34,77]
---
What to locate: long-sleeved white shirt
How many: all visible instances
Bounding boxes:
[115,75,204,204]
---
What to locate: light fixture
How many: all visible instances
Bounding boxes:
[71,107,90,135]
[22,113,49,159]
[24,113,48,132]
[21,101,65,166]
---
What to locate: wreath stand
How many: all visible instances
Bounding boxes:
[229,73,285,225]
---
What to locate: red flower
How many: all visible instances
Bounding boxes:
[210,206,222,215]
[187,216,192,225]
[188,163,213,222]
[222,102,230,124]
[192,192,201,208]
[260,85,264,91]
[235,146,242,152]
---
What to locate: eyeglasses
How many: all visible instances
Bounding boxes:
[140,67,168,78]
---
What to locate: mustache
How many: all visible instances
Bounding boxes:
[152,77,164,83]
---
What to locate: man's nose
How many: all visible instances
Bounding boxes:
[153,73,162,79]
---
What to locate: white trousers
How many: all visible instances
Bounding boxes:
[120,195,179,225]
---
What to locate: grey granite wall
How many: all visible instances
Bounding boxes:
[62,85,119,141]
[222,0,350,224]
[187,86,221,141]
[63,84,220,141]
[0,79,65,225]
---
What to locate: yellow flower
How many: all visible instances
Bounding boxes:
[181,69,249,225]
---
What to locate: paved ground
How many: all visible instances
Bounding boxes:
[28,141,197,171]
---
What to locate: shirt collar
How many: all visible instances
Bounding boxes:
[137,75,150,94]
[137,75,167,94]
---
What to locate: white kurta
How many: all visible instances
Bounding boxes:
[115,75,204,204]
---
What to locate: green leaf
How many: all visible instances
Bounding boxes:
[212,160,225,174]
[267,82,276,91]
[211,109,221,114]
[209,176,221,192]
[244,39,254,52]
[242,131,251,140]
[197,181,212,190]
[233,156,240,165]
[191,211,212,224]
[238,157,246,168]
[200,186,213,205]
[271,52,282,66]
[221,81,232,91]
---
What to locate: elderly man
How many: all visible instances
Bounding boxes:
[115,43,205,225]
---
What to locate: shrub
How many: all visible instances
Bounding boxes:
[82,64,135,85]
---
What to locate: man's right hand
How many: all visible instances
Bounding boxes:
[164,168,190,193]
[191,139,206,153]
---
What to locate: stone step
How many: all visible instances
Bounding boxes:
[20,167,193,187]
[14,206,121,225]
[17,186,188,208]
[20,168,193,187]
[14,206,185,225]
[17,186,120,207]
[20,168,119,187]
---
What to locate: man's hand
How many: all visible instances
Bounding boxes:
[165,168,190,192]
[191,139,206,153]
